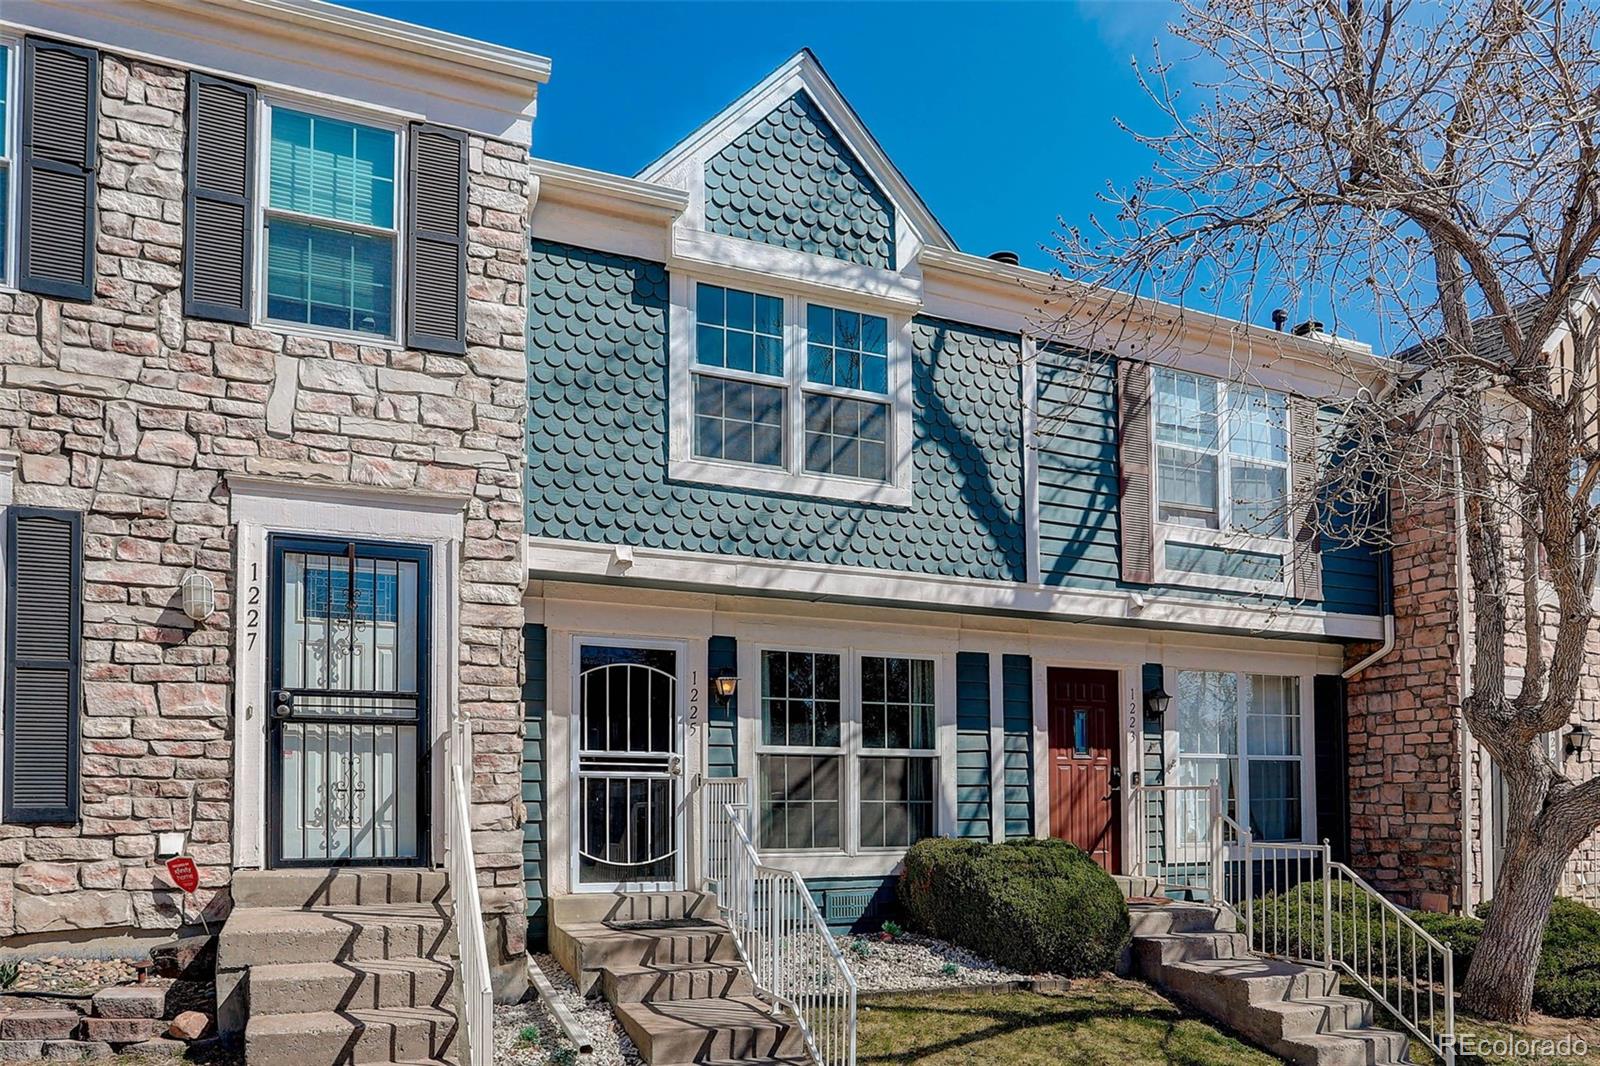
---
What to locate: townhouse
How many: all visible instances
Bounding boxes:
[519,50,1394,940]
[0,0,545,991]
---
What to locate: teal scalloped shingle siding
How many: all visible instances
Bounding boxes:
[526,241,1025,581]
[705,91,896,269]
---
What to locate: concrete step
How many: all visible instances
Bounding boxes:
[1278,1027,1412,1066]
[550,890,719,926]
[1132,930,1252,969]
[247,959,456,1014]
[613,995,804,1066]
[218,905,456,968]
[559,919,739,994]
[1114,874,1161,899]
[233,869,450,910]
[1157,955,1342,1009]
[1251,995,1375,1042]
[601,961,754,1004]
[1127,902,1234,937]
[244,1007,458,1066]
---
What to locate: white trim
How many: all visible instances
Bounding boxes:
[667,273,915,507]
[253,96,405,346]
[227,477,466,870]
[566,634,689,893]
[1021,338,1042,586]
[0,35,16,293]
[524,535,1388,642]
[670,228,922,311]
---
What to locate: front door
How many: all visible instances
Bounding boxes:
[1048,667,1121,871]
[572,642,684,891]
[268,537,429,867]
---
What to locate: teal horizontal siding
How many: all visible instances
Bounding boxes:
[523,623,549,948]
[805,876,899,933]
[1001,654,1034,839]
[708,635,738,778]
[955,651,992,840]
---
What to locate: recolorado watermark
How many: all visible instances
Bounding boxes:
[1447,1033,1590,1058]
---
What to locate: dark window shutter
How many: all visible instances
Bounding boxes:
[184,73,255,323]
[1117,359,1154,583]
[19,37,97,302]
[405,123,468,354]
[4,507,82,824]
[1289,397,1324,601]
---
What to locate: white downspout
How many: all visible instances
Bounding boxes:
[1451,425,1477,913]
[1342,614,1394,680]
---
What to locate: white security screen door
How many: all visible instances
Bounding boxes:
[573,642,684,890]
[269,537,428,867]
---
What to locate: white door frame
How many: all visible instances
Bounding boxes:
[567,634,689,893]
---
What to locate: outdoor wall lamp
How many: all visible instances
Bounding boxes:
[712,672,739,700]
[1144,685,1171,721]
[181,572,216,622]
[1566,722,1591,758]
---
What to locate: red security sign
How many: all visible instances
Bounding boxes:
[165,857,200,894]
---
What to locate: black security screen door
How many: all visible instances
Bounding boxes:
[268,536,430,867]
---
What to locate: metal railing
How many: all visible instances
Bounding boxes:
[446,714,493,1066]
[1135,782,1455,1064]
[700,778,856,1066]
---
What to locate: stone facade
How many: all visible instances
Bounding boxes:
[0,49,532,953]
[1344,458,1463,912]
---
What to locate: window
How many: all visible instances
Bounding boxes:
[693,284,785,468]
[0,43,12,286]
[759,651,842,849]
[757,649,940,854]
[262,105,398,339]
[1154,369,1289,537]
[1172,670,1306,843]
[859,656,936,849]
[675,282,908,504]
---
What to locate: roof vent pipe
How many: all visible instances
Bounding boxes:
[1271,308,1288,332]
[1292,319,1325,337]
[987,251,1020,266]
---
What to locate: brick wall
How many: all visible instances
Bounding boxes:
[1345,447,1464,912]
[0,52,531,943]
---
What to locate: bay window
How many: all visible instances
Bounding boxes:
[1173,670,1307,843]
[757,649,940,854]
[263,104,399,340]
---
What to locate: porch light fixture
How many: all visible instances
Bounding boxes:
[712,672,739,700]
[181,572,216,622]
[1566,722,1591,758]
[1144,685,1171,721]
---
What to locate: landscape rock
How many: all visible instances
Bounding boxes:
[165,1011,209,1041]
[0,1010,81,1040]
[91,983,167,1019]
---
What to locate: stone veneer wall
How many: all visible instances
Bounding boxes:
[1344,456,1464,913]
[0,52,532,964]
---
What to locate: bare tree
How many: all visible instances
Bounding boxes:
[1040,0,1600,1023]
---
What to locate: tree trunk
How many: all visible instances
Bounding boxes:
[1459,825,1568,1022]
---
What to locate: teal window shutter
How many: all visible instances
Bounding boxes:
[4,507,83,824]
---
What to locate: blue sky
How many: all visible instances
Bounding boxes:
[345,1,1376,345]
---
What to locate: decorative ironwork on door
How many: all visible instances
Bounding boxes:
[269,538,429,866]
[575,645,682,887]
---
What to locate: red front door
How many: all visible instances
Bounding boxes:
[1048,668,1121,871]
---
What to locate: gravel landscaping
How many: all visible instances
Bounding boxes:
[1,955,140,996]
[839,931,1040,992]
[494,953,639,1066]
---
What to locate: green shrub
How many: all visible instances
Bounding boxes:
[898,836,1129,976]
[1475,896,1600,1017]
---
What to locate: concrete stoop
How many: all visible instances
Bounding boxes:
[551,890,808,1066]
[1130,903,1413,1066]
[217,869,461,1066]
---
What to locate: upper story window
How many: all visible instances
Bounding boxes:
[672,278,912,506]
[262,105,399,341]
[1154,368,1289,537]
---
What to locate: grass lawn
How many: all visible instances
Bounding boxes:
[855,978,1281,1066]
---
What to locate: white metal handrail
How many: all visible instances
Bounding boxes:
[1134,782,1455,1064]
[446,715,493,1066]
[701,779,856,1066]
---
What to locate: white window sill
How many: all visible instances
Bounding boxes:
[257,319,405,351]
[669,457,913,508]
